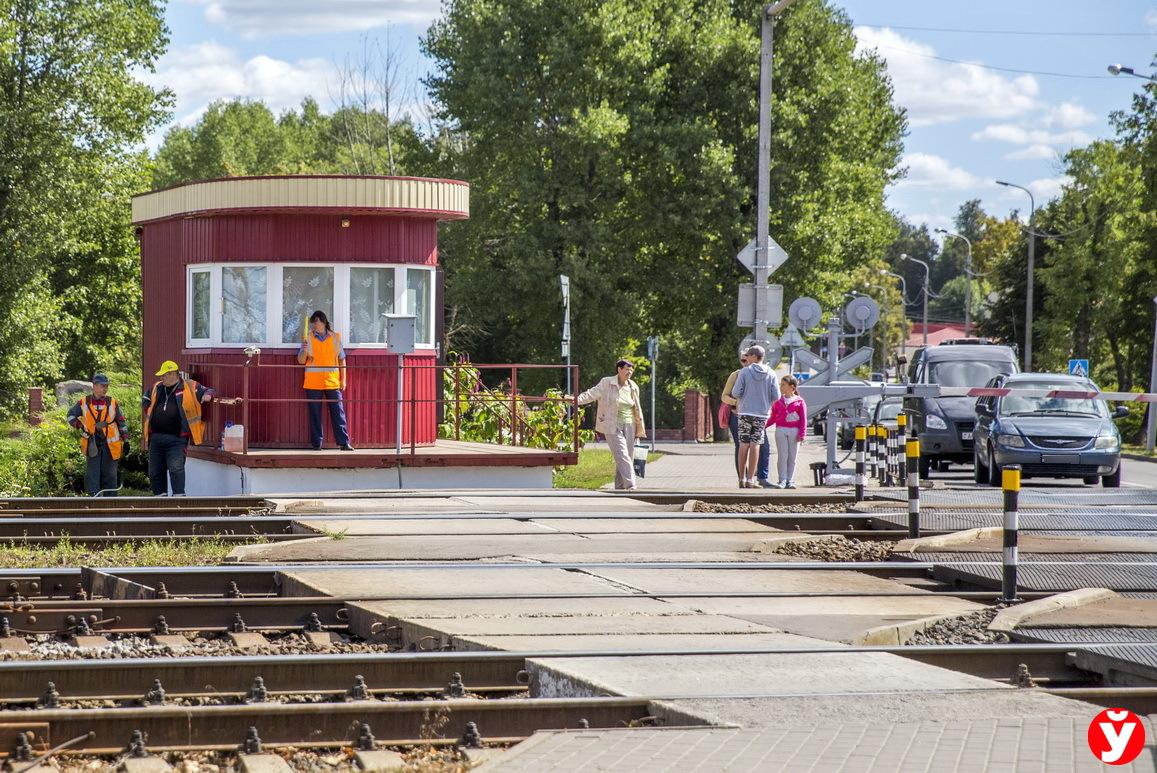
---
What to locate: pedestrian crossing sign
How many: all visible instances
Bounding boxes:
[1068,359,1089,377]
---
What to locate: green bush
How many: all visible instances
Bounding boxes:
[1116,400,1147,445]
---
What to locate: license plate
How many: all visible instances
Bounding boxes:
[961,432,973,441]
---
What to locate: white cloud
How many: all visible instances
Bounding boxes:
[1043,102,1096,129]
[854,26,1040,126]
[147,41,337,126]
[971,123,1094,146]
[182,0,440,37]
[1004,144,1057,161]
[1146,9,1157,29]
[904,212,954,232]
[1027,175,1072,202]
[896,152,981,190]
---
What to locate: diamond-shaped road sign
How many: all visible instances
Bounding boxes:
[780,324,806,349]
[793,347,872,386]
[736,236,790,275]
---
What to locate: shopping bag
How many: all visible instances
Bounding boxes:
[632,443,649,478]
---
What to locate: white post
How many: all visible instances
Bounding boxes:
[1147,296,1157,453]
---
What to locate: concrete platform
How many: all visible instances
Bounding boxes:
[446,632,819,652]
[290,517,767,536]
[268,495,676,515]
[1017,595,1157,628]
[278,566,636,598]
[229,530,781,562]
[477,716,1145,773]
[897,528,1157,554]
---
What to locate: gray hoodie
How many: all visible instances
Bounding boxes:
[732,363,781,418]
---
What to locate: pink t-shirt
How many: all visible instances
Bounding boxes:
[767,394,807,440]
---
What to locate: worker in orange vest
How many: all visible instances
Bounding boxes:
[67,373,128,496]
[142,360,215,496]
[297,310,354,450]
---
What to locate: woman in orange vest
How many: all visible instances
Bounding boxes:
[296,310,354,451]
[142,360,215,496]
[67,373,128,496]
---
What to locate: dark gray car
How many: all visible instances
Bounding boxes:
[904,342,1019,478]
[973,372,1127,487]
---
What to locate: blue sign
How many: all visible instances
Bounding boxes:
[1068,359,1089,377]
[793,373,812,382]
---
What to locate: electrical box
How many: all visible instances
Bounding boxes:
[384,314,417,355]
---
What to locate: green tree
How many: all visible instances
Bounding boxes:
[0,0,171,411]
[423,0,905,403]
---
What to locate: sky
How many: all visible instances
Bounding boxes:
[151,0,1156,232]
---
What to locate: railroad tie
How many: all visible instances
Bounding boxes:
[237,727,292,773]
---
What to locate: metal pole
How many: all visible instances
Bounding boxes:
[964,238,973,336]
[754,8,772,347]
[825,315,840,474]
[1002,465,1021,602]
[1147,297,1157,453]
[395,356,403,455]
[853,426,866,501]
[650,345,657,453]
[900,255,929,349]
[997,181,1035,370]
[906,437,920,538]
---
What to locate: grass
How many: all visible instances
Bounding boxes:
[553,448,664,490]
[1123,444,1157,458]
[0,535,258,569]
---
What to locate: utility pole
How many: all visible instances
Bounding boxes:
[902,253,931,349]
[752,0,798,348]
[935,228,973,336]
[997,180,1036,370]
[1148,296,1157,453]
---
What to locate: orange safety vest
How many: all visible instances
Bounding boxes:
[78,396,124,461]
[302,331,344,390]
[143,379,205,447]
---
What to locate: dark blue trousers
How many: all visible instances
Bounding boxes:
[306,389,351,448]
[148,433,187,495]
[728,410,770,481]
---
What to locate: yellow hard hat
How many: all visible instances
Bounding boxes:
[155,360,180,376]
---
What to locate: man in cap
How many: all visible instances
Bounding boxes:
[142,361,215,496]
[67,374,129,496]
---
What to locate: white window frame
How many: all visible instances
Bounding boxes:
[184,263,436,351]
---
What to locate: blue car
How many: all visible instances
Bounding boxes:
[973,372,1128,488]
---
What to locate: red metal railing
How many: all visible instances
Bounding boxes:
[187,357,581,456]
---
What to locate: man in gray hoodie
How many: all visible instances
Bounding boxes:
[731,345,781,488]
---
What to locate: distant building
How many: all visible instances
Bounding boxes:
[902,323,967,359]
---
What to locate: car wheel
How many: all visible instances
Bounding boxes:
[1083,475,1099,485]
[1102,466,1122,488]
[918,455,932,480]
[986,445,1001,487]
[973,449,986,484]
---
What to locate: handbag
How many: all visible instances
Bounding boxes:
[717,402,731,429]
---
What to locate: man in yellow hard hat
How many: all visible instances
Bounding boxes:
[67,374,128,496]
[141,361,214,496]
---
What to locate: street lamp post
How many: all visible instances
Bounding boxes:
[882,269,908,365]
[1108,64,1157,81]
[1148,295,1157,453]
[997,180,1036,371]
[934,228,973,337]
[901,253,931,349]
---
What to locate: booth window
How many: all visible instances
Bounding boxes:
[222,266,266,343]
[190,269,211,340]
[406,268,432,344]
[282,266,334,343]
[349,267,394,343]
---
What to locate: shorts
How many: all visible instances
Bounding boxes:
[737,414,767,445]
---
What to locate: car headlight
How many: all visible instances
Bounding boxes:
[1095,435,1120,450]
[925,414,947,430]
[998,433,1025,448]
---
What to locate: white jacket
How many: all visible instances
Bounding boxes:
[577,376,646,438]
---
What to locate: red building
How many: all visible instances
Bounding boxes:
[131,175,469,450]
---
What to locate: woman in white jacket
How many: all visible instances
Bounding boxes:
[577,359,647,490]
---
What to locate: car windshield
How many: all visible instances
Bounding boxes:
[878,401,902,421]
[927,360,1015,388]
[998,381,1107,417]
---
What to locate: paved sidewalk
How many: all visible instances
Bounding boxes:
[629,437,832,492]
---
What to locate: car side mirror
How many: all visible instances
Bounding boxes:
[1113,405,1130,419]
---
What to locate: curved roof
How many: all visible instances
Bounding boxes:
[131,175,470,225]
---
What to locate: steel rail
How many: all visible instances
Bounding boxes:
[0,517,297,536]
[0,697,654,754]
[0,597,350,634]
[0,644,1098,703]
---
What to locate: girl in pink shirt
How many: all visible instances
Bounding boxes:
[767,375,807,488]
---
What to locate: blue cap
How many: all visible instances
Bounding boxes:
[92,373,110,385]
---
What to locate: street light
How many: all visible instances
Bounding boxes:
[996,180,1036,371]
[1148,295,1157,453]
[901,253,931,349]
[880,268,907,305]
[934,228,974,337]
[1108,64,1157,81]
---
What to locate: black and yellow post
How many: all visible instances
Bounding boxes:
[1002,464,1021,602]
[896,413,908,481]
[884,425,896,487]
[877,425,888,485]
[906,436,921,538]
[854,425,867,502]
[868,425,878,480]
